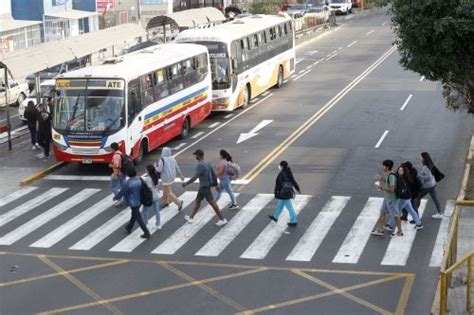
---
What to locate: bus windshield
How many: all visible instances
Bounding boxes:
[194,41,230,90]
[54,79,125,135]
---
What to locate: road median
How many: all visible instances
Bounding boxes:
[19,161,64,187]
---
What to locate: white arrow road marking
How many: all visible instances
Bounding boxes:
[237,120,273,144]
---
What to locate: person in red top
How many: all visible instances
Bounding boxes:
[109,142,126,207]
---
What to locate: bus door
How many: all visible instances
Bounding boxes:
[126,79,143,156]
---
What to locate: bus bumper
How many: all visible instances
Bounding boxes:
[53,145,115,164]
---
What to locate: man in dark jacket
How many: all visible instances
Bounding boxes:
[36,102,52,159]
[24,101,40,151]
[269,160,301,226]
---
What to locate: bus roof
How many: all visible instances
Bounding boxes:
[58,43,207,82]
[176,14,291,44]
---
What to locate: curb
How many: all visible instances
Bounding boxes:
[19,162,65,187]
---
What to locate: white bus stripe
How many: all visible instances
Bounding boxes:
[30,195,114,248]
[429,200,456,267]
[0,189,100,245]
[152,194,236,255]
[109,192,196,253]
[195,194,274,257]
[240,195,311,260]
[286,196,350,262]
[332,197,384,264]
[0,186,38,207]
[0,188,67,227]
[381,200,427,266]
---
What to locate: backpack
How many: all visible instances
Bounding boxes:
[120,154,134,174]
[140,178,153,207]
[389,173,411,199]
[226,162,241,179]
[278,172,295,199]
[431,165,445,183]
[208,164,218,187]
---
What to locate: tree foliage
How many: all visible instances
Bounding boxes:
[249,0,282,14]
[390,0,474,112]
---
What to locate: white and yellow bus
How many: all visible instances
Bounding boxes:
[175,14,295,111]
[52,44,212,164]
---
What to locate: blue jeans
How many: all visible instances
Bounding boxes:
[388,199,422,227]
[215,176,237,205]
[141,200,160,226]
[273,199,298,223]
[111,172,126,199]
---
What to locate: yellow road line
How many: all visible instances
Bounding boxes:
[242,45,397,182]
[38,268,267,314]
[0,259,129,288]
[292,269,392,314]
[37,255,124,315]
[20,162,65,187]
[160,262,248,312]
[395,274,414,315]
[236,274,405,315]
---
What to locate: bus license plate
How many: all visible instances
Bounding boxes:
[82,158,92,164]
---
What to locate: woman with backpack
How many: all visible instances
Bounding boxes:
[141,165,161,228]
[396,165,424,230]
[215,149,239,210]
[156,147,185,210]
[416,152,444,219]
[400,161,421,221]
[269,161,301,226]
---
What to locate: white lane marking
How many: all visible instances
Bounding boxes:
[305,65,312,70]
[332,198,384,264]
[173,94,273,158]
[0,189,100,245]
[290,74,296,79]
[286,196,350,262]
[172,142,187,150]
[109,192,196,253]
[0,125,28,140]
[400,94,413,111]
[293,70,311,81]
[338,47,343,50]
[313,61,321,66]
[240,195,311,260]
[305,50,318,56]
[429,200,456,267]
[381,200,428,266]
[347,40,357,48]
[237,120,273,144]
[223,113,234,119]
[262,91,271,97]
[0,188,67,227]
[374,130,389,149]
[208,122,220,129]
[195,194,274,257]
[366,30,375,36]
[0,186,37,207]
[295,59,303,65]
[325,53,338,61]
[298,69,306,74]
[30,195,114,248]
[44,175,110,181]
[382,21,388,26]
[151,194,235,255]
[419,76,425,82]
[331,49,338,54]
[191,131,205,139]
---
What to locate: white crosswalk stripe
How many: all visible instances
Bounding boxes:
[332,197,384,264]
[0,188,68,228]
[30,194,114,248]
[0,186,37,207]
[152,194,236,255]
[286,196,350,262]
[0,189,100,245]
[429,200,456,267]
[240,195,311,260]
[109,192,196,253]
[381,200,427,266]
[195,194,274,257]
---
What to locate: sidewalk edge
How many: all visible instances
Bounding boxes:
[20,162,65,187]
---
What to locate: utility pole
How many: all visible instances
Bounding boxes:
[0,63,12,150]
[136,0,142,26]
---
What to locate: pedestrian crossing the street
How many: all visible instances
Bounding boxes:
[0,186,454,267]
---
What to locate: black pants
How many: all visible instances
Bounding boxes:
[127,206,150,235]
[38,134,51,157]
[27,122,36,146]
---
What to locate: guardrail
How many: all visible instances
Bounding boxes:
[294,11,336,38]
[438,204,474,315]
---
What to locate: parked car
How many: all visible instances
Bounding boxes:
[329,0,352,14]
[18,80,56,122]
[305,4,330,22]
[286,3,310,16]
[0,79,29,108]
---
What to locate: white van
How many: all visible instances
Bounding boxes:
[329,0,352,14]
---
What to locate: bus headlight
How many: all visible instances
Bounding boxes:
[54,141,67,151]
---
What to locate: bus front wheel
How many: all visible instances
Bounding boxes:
[241,85,250,109]
[136,140,147,164]
[180,117,190,139]
[275,65,284,89]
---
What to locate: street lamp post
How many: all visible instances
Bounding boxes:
[0,62,12,150]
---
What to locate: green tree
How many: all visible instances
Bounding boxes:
[249,0,282,14]
[390,0,474,112]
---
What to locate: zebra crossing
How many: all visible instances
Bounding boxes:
[0,186,454,267]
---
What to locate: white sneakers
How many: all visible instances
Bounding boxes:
[184,215,194,223]
[432,213,444,219]
[214,219,228,227]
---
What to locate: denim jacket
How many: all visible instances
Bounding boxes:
[115,177,142,207]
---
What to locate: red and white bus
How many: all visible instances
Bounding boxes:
[52,44,212,164]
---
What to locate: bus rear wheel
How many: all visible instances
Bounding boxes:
[180,117,190,139]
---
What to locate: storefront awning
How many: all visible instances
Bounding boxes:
[0,16,41,33]
[45,9,98,20]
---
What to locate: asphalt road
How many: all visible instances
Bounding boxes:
[1,10,473,315]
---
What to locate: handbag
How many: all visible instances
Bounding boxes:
[432,165,445,182]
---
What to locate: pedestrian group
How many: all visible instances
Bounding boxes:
[24,97,53,160]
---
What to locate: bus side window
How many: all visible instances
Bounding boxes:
[253,34,258,48]
[127,79,141,124]
[154,68,169,101]
[141,73,154,107]
[182,58,196,88]
[169,64,183,95]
